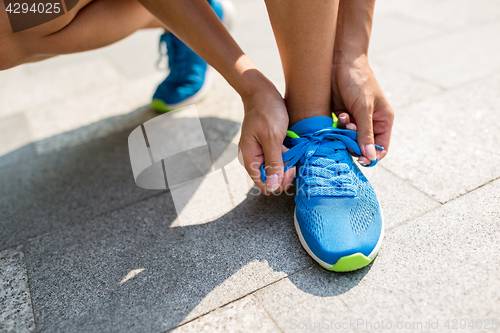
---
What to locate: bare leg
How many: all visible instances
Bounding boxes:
[0,0,162,69]
[264,0,340,126]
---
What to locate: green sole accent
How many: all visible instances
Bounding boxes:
[332,112,339,128]
[151,99,174,113]
[321,252,376,272]
[286,130,300,139]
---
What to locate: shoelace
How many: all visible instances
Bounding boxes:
[155,34,191,80]
[155,34,170,71]
[260,128,384,196]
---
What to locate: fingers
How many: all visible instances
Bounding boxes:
[373,126,392,161]
[239,140,294,195]
[338,112,378,166]
[337,113,357,131]
[239,140,268,194]
[346,123,357,131]
[354,106,378,165]
[261,135,285,193]
[358,155,371,166]
[337,112,370,165]
[372,101,394,162]
[337,113,350,128]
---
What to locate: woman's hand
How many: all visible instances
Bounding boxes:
[238,83,295,195]
[332,54,394,165]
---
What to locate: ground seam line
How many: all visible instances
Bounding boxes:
[252,294,285,333]
[379,166,441,204]
[20,245,39,333]
[161,265,314,333]
[387,174,500,232]
[386,204,443,232]
[1,190,169,252]
[441,174,500,205]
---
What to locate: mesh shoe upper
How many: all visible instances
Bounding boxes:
[261,116,383,265]
[152,33,208,105]
[152,0,224,106]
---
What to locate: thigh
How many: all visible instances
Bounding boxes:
[0,0,159,69]
[0,0,95,67]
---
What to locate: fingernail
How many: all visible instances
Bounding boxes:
[358,159,368,166]
[365,144,377,161]
[339,114,347,120]
[266,174,279,191]
[346,124,356,131]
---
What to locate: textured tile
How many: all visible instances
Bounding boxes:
[24,191,310,332]
[0,65,29,92]
[369,14,442,56]
[361,165,440,229]
[2,1,499,332]
[231,0,284,89]
[0,130,161,250]
[255,178,500,332]
[27,72,164,155]
[0,246,35,333]
[375,21,500,88]
[337,177,500,326]
[374,0,500,31]
[195,72,245,126]
[381,73,500,203]
[0,59,123,119]
[170,295,281,333]
[371,63,442,110]
[22,30,163,78]
[99,29,164,78]
[0,113,36,167]
[0,113,242,251]
[253,265,360,333]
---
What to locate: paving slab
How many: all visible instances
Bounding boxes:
[255,178,500,333]
[191,72,245,128]
[26,71,164,155]
[369,13,443,56]
[0,246,35,333]
[0,58,124,120]
[22,30,163,79]
[2,0,500,332]
[380,72,500,203]
[19,158,441,332]
[375,20,500,88]
[361,165,440,230]
[231,0,284,89]
[0,130,160,250]
[370,62,442,110]
[0,111,242,251]
[0,113,36,167]
[374,0,500,31]
[23,188,313,332]
[170,295,281,333]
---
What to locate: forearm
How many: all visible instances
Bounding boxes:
[138,0,274,99]
[334,0,375,63]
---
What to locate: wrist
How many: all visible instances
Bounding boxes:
[233,61,280,105]
[333,51,369,67]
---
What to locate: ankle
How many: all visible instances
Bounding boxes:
[288,111,332,128]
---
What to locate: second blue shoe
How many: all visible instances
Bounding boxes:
[152,0,236,112]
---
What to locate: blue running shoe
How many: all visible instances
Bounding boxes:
[261,115,384,272]
[152,0,236,112]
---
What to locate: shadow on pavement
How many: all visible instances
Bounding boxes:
[1,107,372,332]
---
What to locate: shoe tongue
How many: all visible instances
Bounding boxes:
[289,116,334,136]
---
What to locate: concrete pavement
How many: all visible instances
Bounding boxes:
[1,0,500,332]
